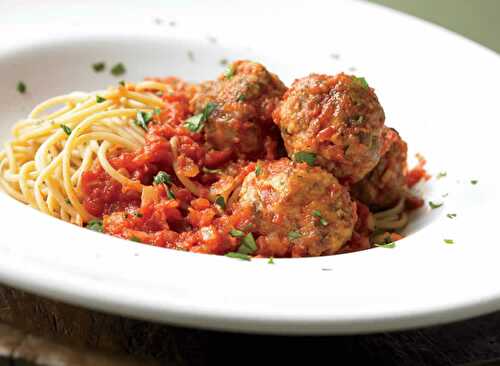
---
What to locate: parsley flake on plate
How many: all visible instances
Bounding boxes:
[60,124,72,136]
[110,62,126,76]
[86,219,103,233]
[17,81,26,94]
[225,252,251,261]
[374,242,396,249]
[92,62,105,72]
[429,201,443,209]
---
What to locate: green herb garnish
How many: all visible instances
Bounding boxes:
[238,233,257,254]
[288,231,301,240]
[17,81,26,94]
[184,102,217,133]
[96,95,106,103]
[225,252,251,260]
[230,229,245,238]
[118,80,126,87]
[444,239,454,244]
[60,124,72,136]
[471,180,478,185]
[446,213,457,219]
[268,257,275,264]
[153,171,172,185]
[134,111,154,131]
[86,219,103,233]
[236,94,246,102]
[255,164,262,176]
[130,236,142,243]
[110,63,126,76]
[312,210,328,226]
[167,189,176,200]
[294,151,316,166]
[374,242,396,248]
[353,76,369,89]
[429,201,443,209]
[224,65,235,79]
[437,171,447,179]
[187,51,194,61]
[154,108,161,116]
[215,195,226,210]
[92,62,105,72]
[132,211,143,218]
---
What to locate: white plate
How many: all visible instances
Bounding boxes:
[0,0,499,334]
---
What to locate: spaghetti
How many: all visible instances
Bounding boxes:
[0,81,169,225]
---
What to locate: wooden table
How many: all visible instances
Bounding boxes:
[1,284,500,366]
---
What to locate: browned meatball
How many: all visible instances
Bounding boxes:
[235,158,356,257]
[190,60,286,158]
[351,127,408,211]
[273,73,385,183]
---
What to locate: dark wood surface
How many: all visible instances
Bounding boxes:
[1,284,500,366]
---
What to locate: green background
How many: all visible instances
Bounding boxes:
[368,0,499,53]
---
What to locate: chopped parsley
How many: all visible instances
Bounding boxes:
[288,231,301,240]
[187,50,194,61]
[353,76,369,89]
[86,219,103,233]
[294,151,316,166]
[167,189,176,200]
[322,268,333,271]
[215,195,226,210]
[429,201,443,209]
[153,171,172,185]
[132,211,143,218]
[444,239,454,244]
[255,164,262,176]
[225,252,251,260]
[312,210,328,226]
[65,198,71,205]
[219,59,228,66]
[268,257,275,264]
[184,102,217,133]
[92,62,105,72]
[130,236,142,243]
[471,180,478,185]
[236,94,246,102]
[17,81,26,94]
[60,124,72,136]
[110,63,126,76]
[374,242,396,249]
[154,108,161,116]
[96,95,106,103]
[118,80,126,87]
[230,229,245,238]
[446,213,457,219]
[437,171,447,179]
[238,233,257,255]
[134,111,154,131]
[224,65,235,79]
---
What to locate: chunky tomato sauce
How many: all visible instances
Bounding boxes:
[81,63,427,258]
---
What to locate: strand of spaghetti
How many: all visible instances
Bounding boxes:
[135,81,172,92]
[373,197,405,220]
[96,140,142,191]
[170,136,202,198]
[125,90,165,107]
[18,161,37,207]
[375,211,408,230]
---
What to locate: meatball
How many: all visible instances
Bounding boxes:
[235,159,356,257]
[190,60,286,158]
[273,73,385,183]
[351,127,408,211]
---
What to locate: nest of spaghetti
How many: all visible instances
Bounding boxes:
[0,61,429,258]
